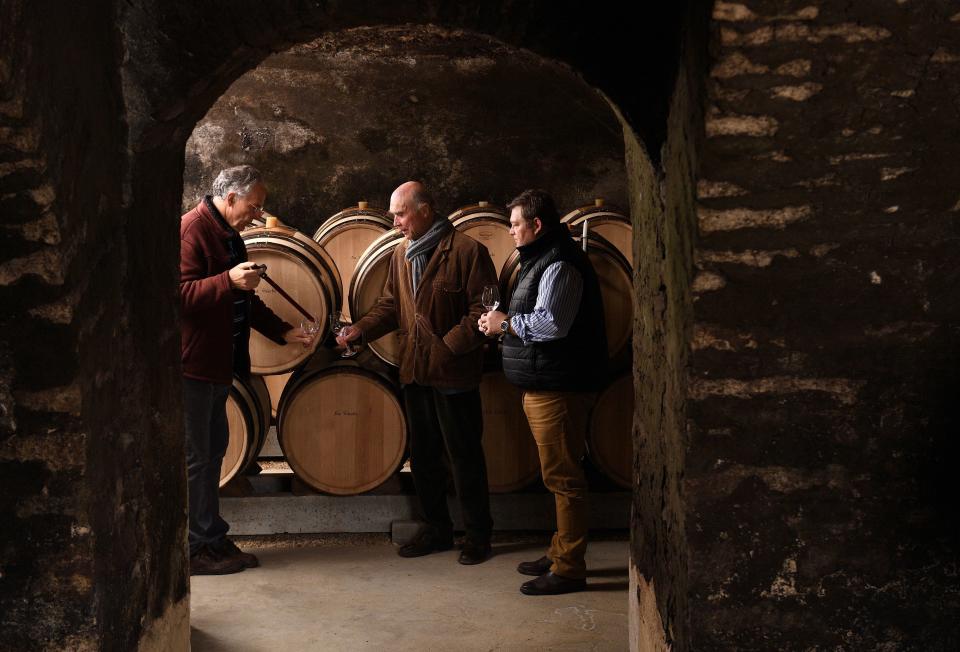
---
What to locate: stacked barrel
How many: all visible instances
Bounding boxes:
[219,198,635,493]
[560,201,635,489]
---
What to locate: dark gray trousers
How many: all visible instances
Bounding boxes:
[403,384,493,544]
[183,377,231,555]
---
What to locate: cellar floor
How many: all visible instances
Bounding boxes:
[190,534,630,651]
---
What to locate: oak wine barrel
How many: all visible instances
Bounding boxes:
[447,202,514,278]
[220,374,271,487]
[314,203,393,321]
[587,373,633,489]
[348,229,406,367]
[480,371,540,492]
[244,209,280,231]
[498,230,633,370]
[242,224,342,374]
[262,371,293,418]
[277,357,407,495]
[561,199,633,266]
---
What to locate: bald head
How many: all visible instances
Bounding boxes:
[390,180,436,240]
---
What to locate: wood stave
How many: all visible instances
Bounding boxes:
[480,371,541,493]
[561,202,632,266]
[244,226,343,307]
[313,206,393,242]
[447,203,509,226]
[262,371,293,419]
[448,203,515,279]
[276,356,407,495]
[220,374,271,487]
[243,225,343,375]
[586,373,633,489]
[348,229,406,367]
[314,207,393,322]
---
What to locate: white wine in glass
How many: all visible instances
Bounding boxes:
[482,285,500,312]
[329,313,358,358]
[300,319,320,348]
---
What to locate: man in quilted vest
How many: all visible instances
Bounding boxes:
[479,189,607,594]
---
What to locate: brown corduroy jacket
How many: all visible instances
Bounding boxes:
[354,227,497,389]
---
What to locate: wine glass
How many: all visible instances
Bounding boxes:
[300,319,320,349]
[329,313,358,358]
[482,285,500,312]
[481,284,501,337]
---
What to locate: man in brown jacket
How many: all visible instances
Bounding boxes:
[338,181,497,564]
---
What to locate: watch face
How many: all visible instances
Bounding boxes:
[500,320,509,334]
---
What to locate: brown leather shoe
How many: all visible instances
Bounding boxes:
[517,555,552,576]
[212,538,260,568]
[398,528,454,558]
[190,545,246,576]
[458,541,492,565]
[520,571,586,595]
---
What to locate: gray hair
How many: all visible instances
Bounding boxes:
[212,165,262,198]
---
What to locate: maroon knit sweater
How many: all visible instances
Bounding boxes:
[179,200,289,385]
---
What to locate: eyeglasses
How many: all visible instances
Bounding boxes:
[249,203,265,216]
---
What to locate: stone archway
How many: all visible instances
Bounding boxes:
[182,26,632,231]
[1,1,697,650]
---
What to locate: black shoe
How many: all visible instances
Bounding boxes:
[211,538,260,568]
[458,541,492,565]
[190,545,246,576]
[397,528,454,558]
[520,571,587,595]
[517,555,552,576]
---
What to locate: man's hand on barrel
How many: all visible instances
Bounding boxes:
[229,262,263,290]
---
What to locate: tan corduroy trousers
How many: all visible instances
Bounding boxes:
[521,390,595,579]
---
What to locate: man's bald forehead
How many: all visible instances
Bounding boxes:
[392,181,433,213]
[395,180,423,197]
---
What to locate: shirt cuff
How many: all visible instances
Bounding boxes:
[509,315,529,344]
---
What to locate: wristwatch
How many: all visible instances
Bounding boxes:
[500,319,510,335]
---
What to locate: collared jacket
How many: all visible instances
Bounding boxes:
[353,227,497,389]
[179,200,290,385]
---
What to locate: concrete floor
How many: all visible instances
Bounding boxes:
[190,537,629,651]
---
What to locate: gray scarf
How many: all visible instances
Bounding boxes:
[405,217,452,293]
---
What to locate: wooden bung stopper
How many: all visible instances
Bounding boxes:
[358,201,368,209]
[594,198,605,207]
[264,215,279,228]
[478,201,489,207]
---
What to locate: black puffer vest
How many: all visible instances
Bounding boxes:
[501,227,608,391]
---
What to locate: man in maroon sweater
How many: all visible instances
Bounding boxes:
[180,165,311,575]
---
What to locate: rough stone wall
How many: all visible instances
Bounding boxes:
[688,1,960,649]
[1,1,686,650]
[625,126,690,651]
[183,26,627,230]
[627,3,709,649]
[0,1,188,650]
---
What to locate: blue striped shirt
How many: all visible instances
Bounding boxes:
[510,261,583,343]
